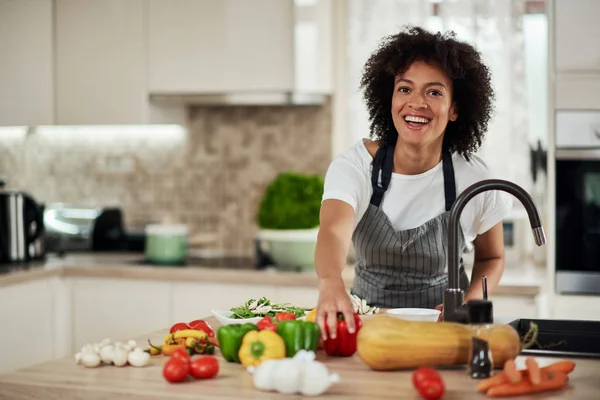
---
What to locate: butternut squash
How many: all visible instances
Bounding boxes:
[356,315,521,371]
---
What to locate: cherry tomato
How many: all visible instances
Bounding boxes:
[257,316,274,331]
[188,320,215,337]
[413,367,441,388]
[189,356,219,379]
[416,378,445,400]
[275,312,296,321]
[413,367,445,400]
[170,348,191,367]
[169,322,191,333]
[163,358,189,383]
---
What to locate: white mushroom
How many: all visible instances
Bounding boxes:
[112,346,129,367]
[127,348,150,367]
[99,345,115,364]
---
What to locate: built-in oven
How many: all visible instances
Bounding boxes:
[555,110,600,295]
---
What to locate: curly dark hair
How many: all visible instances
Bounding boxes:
[360,26,494,158]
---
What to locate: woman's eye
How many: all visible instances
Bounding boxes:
[397,87,410,93]
[428,90,442,96]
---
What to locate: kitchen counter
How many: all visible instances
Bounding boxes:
[0,252,544,296]
[0,316,597,399]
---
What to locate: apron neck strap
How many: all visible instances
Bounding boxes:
[369,142,457,211]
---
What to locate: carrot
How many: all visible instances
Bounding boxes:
[477,360,576,393]
[486,371,569,397]
[503,359,521,384]
[525,357,541,385]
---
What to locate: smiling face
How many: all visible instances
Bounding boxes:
[391,60,457,150]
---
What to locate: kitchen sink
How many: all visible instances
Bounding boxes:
[508,318,600,359]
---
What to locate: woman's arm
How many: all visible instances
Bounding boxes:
[465,222,506,301]
[315,199,356,285]
[314,199,358,337]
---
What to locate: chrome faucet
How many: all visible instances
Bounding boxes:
[443,179,547,323]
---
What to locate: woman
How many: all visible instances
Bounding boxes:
[315,26,513,339]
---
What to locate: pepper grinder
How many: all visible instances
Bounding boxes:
[467,276,494,379]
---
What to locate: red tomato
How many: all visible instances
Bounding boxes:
[169,322,191,333]
[275,312,296,321]
[416,378,445,400]
[189,356,219,380]
[413,367,441,388]
[188,320,215,337]
[413,367,444,400]
[163,359,189,383]
[170,348,191,366]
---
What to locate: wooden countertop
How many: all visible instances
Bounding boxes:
[0,253,544,296]
[0,316,597,399]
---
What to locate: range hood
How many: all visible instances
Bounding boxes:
[147,0,334,107]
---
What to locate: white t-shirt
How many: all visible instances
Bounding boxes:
[322,139,513,246]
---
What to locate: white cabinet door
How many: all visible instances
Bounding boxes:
[146,0,294,93]
[489,295,538,320]
[0,279,55,373]
[272,286,319,310]
[171,282,277,323]
[554,0,600,73]
[71,278,171,350]
[553,295,600,321]
[0,0,53,126]
[55,0,147,125]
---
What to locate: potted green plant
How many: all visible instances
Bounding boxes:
[256,171,324,271]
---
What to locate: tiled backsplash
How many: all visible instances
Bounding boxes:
[0,100,332,256]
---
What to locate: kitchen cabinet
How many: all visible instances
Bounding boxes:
[0,0,53,126]
[146,0,295,94]
[552,295,600,321]
[553,0,600,74]
[54,0,147,125]
[489,295,539,320]
[70,278,171,351]
[0,278,56,374]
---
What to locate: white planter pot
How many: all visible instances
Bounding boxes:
[257,228,319,271]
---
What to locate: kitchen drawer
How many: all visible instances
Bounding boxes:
[555,110,600,148]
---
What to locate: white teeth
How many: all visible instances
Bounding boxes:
[404,116,430,124]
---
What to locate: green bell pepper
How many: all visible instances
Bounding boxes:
[217,323,258,363]
[276,320,321,357]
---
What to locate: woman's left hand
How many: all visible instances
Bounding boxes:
[435,304,443,322]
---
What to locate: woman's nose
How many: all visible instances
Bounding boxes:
[407,94,427,109]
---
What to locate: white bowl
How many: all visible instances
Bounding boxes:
[385,308,440,322]
[211,310,307,326]
[211,310,263,326]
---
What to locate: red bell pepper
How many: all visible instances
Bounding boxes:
[256,316,278,332]
[323,312,362,357]
[188,319,215,337]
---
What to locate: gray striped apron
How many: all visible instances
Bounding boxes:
[351,143,469,309]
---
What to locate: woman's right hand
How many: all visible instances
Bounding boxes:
[315,278,356,341]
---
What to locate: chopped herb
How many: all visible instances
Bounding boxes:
[229,297,306,319]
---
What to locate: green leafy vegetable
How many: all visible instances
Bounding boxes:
[229,297,306,319]
[257,171,324,230]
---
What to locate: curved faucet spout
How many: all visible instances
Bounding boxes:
[444,179,547,323]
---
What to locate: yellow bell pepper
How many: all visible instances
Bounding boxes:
[306,308,317,323]
[238,330,286,368]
